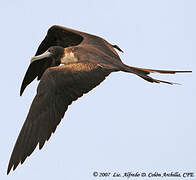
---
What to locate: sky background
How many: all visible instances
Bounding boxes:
[0,0,195,179]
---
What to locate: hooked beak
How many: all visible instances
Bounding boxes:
[30,51,52,63]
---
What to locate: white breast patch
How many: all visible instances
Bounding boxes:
[61,51,78,65]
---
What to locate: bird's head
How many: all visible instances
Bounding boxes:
[30,46,65,65]
[20,46,65,96]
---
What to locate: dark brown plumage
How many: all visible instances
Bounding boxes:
[7,25,191,174]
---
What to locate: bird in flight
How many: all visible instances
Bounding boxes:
[7,25,191,174]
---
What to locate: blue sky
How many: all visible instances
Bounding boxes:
[0,0,195,179]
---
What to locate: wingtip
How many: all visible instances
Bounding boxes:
[7,159,19,175]
[20,87,24,96]
[7,164,12,175]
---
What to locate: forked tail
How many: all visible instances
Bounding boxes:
[122,65,192,85]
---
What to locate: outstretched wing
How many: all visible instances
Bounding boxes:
[8,62,113,174]
[20,25,119,96]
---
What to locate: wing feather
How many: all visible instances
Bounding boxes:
[20,25,84,96]
[8,62,112,174]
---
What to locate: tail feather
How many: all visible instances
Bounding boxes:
[122,65,191,85]
[138,74,181,85]
[130,66,192,74]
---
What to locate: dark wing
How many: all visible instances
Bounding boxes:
[8,62,113,174]
[20,25,120,96]
[20,25,83,96]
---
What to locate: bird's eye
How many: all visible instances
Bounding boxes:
[48,49,53,53]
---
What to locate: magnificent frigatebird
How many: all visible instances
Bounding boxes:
[7,25,191,174]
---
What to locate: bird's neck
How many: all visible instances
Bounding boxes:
[61,48,78,65]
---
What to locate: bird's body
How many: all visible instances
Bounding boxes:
[7,25,191,174]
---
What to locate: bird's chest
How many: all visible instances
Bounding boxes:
[61,51,78,65]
